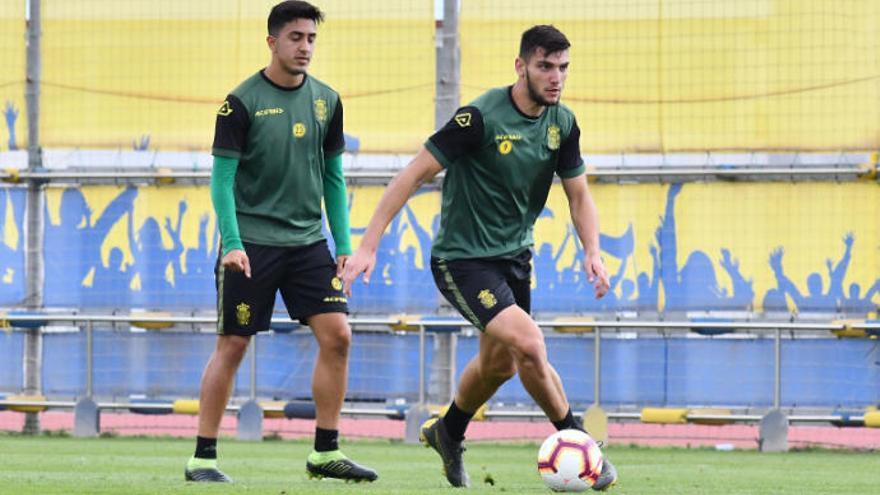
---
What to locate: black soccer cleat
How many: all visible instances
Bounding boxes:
[420,417,470,488]
[306,455,378,483]
[184,466,233,483]
[591,456,618,491]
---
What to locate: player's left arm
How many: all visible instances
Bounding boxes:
[558,119,609,298]
[322,98,351,276]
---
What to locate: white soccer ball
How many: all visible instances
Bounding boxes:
[537,429,604,492]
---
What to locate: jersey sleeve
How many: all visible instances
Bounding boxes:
[556,117,585,178]
[212,94,250,159]
[323,97,345,157]
[424,106,484,168]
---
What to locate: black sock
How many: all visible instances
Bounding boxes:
[194,436,217,459]
[442,401,474,442]
[314,427,339,452]
[552,409,584,432]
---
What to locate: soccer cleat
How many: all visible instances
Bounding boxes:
[184,457,232,483]
[591,456,618,491]
[420,417,470,488]
[306,450,378,482]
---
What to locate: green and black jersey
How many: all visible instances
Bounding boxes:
[212,71,344,247]
[425,86,585,260]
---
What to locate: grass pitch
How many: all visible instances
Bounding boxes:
[0,433,875,494]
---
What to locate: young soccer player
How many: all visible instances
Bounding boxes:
[343,25,617,491]
[185,1,377,483]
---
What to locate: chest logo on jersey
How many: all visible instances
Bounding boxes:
[217,101,233,116]
[454,112,472,127]
[495,133,522,155]
[547,125,561,150]
[255,107,284,117]
[314,98,328,122]
[293,122,307,138]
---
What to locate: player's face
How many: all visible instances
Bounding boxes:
[268,18,317,76]
[523,48,569,106]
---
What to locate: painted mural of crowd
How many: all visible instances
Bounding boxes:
[0,182,876,315]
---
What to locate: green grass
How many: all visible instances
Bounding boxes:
[0,434,876,494]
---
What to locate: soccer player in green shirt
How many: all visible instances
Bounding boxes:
[184,1,377,484]
[343,25,617,490]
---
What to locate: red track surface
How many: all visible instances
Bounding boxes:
[2,411,879,450]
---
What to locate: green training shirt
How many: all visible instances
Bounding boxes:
[425,86,585,260]
[212,71,344,248]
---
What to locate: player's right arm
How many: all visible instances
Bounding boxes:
[341,148,442,294]
[341,106,484,295]
[211,95,251,277]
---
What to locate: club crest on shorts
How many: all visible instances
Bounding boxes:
[331,276,343,291]
[478,289,497,309]
[547,125,561,150]
[236,302,251,326]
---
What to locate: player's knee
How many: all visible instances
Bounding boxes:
[318,325,351,358]
[512,336,547,371]
[216,335,250,362]
[483,361,517,384]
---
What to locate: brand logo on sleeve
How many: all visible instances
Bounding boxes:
[454,112,472,127]
[217,101,233,116]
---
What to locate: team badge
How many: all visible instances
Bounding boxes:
[293,122,307,138]
[314,98,327,122]
[236,302,251,326]
[478,289,497,309]
[498,139,513,155]
[331,276,343,291]
[217,101,233,116]
[454,112,472,127]
[547,125,561,150]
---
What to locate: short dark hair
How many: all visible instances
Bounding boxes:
[519,25,570,60]
[268,1,324,36]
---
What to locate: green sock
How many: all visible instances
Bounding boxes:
[307,450,347,464]
[187,457,218,470]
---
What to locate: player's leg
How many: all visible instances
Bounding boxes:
[503,252,617,491]
[282,240,377,482]
[186,243,279,483]
[422,257,518,487]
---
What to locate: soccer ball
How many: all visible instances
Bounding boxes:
[537,429,604,492]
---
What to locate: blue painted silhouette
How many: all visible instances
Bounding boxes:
[86,247,130,309]
[127,200,185,308]
[4,101,18,151]
[44,187,137,307]
[634,244,660,311]
[768,233,866,314]
[658,183,753,311]
[0,187,26,304]
[173,214,217,307]
[132,134,150,151]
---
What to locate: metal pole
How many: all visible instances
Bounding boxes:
[418,325,426,404]
[593,327,601,405]
[434,0,460,129]
[85,321,93,397]
[773,328,781,409]
[22,0,43,436]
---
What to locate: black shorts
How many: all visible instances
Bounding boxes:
[215,240,348,336]
[430,250,532,331]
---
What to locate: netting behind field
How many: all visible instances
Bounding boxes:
[34,0,434,153]
[460,0,880,152]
